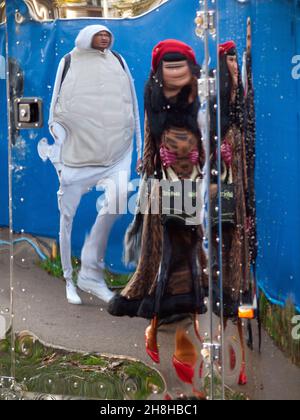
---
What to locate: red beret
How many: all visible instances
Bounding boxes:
[152,39,197,73]
[219,41,237,56]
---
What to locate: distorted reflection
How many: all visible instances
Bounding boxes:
[48,24,140,306]
[216,0,300,401]
[0,331,164,400]
[108,39,207,400]
[1,0,300,401]
[0,2,5,24]
[210,39,253,387]
[22,0,167,20]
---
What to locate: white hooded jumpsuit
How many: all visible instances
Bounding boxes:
[47,25,142,292]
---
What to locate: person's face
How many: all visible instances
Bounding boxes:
[226,55,238,87]
[162,60,192,91]
[92,31,111,51]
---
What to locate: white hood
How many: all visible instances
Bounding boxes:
[75,25,114,50]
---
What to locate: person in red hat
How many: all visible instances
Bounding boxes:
[109,40,208,398]
[210,41,251,385]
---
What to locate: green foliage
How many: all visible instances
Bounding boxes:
[260,293,300,367]
[39,255,132,288]
[0,332,164,400]
[104,269,132,288]
[203,376,248,400]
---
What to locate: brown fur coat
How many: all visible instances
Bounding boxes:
[212,126,251,318]
[108,116,207,320]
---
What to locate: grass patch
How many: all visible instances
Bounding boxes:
[104,269,132,289]
[0,331,164,400]
[203,376,248,401]
[39,256,80,280]
[39,256,132,289]
[260,293,300,367]
[225,387,248,400]
[0,332,247,400]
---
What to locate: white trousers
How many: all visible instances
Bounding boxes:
[58,151,132,282]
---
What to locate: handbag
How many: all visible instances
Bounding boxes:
[211,164,236,228]
[160,166,203,227]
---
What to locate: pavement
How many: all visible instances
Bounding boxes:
[0,230,299,400]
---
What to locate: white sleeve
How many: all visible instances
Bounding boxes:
[48,57,65,130]
[121,56,143,160]
[46,58,66,170]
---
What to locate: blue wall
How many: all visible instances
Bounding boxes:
[1,0,299,310]
[4,0,207,272]
[219,0,300,310]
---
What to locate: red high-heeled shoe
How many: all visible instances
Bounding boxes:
[172,355,195,385]
[172,329,198,384]
[173,329,207,400]
[173,357,207,400]
[238,362,248,386]
[145,317,160,364]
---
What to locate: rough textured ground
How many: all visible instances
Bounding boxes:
[0,233,299,400]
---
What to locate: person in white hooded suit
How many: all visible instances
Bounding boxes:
[46,25,142,305]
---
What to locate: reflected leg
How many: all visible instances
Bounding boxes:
[237,318,247,386]
[78,152,132,303]
[58,167,95,305]
[58,175,84,282]
[173,328,206,400]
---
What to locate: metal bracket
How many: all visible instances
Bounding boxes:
[195,10,216,39]
[14,97,43,129]
[198,75,216,102]
[201,342,222,364]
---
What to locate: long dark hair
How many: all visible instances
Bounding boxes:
[144,57,201,146]
[219,52,245,138]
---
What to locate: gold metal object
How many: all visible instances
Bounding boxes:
[12,0,167,22]
[0,1,6,25]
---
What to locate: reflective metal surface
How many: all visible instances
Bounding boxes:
[20,0,168,21]
[1,0,300,401]
[0,1,5,24]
